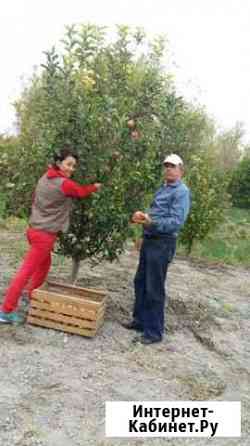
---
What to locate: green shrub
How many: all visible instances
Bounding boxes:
[229,157,250,209]
[180,154,231,254]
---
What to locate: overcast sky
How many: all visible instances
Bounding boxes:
[1,0,250,142]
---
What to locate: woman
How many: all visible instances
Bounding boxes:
[0,146,102,323]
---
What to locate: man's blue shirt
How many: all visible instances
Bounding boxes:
[144,180,190,238]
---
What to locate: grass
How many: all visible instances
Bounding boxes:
[0,215,27,232]
[178,207,250,266]
[1,208,250,268]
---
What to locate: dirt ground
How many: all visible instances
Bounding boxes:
[0,230,249,446]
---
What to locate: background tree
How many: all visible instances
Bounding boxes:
[0,134,23,217]
[242,143,250,159]
[208,122,244,172]
[157,97,216,163]
[229,157,250,209]
[179,153,231,254]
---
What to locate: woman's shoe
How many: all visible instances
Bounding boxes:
[0,311,23,324]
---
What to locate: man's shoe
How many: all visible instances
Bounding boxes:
[122,321,143,332]
[140,337,162,345]
[132,335,162,345]
[0,311,23,324]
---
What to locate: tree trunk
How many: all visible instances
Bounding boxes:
[186,238,193,256]
[71,257,81,284]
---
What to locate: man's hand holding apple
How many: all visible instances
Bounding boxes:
[131,211,152,226]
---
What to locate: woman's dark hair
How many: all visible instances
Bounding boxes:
[53,145,79,168]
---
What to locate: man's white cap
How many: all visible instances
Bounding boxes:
[163,153,183,166]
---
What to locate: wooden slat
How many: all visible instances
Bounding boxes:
[27,316,96,337]
[96,307,105,322]
[36,304,105,324]
[30,299,98,321]
[47,281,107,298]
[96,314,105,329]
[46,287,105,302]
[94,302,106,318]
[31,289,104,310]
[28,308,98,329]
[47,280,107,295]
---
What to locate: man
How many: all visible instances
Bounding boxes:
[123,153,190,344]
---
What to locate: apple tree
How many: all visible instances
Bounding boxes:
[13,24,220,280]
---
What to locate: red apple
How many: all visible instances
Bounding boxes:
[132,211,146,223]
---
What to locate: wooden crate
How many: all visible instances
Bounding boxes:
[27,281,107,337]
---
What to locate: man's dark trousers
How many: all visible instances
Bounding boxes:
[133,236,176,341]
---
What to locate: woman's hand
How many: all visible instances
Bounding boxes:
[94,183,102,192]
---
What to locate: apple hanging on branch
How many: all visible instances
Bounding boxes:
[127,118,136,129]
